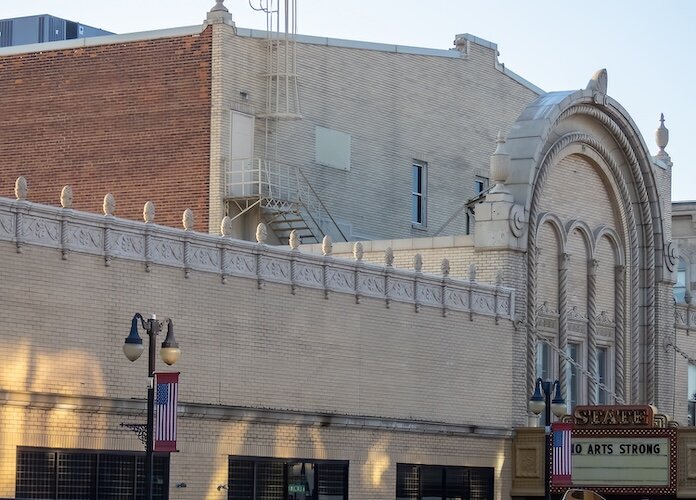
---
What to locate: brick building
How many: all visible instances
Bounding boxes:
[0,1,689,499]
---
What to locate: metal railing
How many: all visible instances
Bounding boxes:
[224,157,347,242]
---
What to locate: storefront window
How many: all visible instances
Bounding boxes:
[396,464,494,500]
[16,448,169,500]
[228,457,348,500]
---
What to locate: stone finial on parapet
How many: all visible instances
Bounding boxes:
[206,0,234,25]
[221,216,233,236]
[413,253,423,273]
[256,223,267,244]
[14,176,27,200]
[353,242,364,261]
[441,258,450,277]
[468,263,477,282]
[322,235,333,256]
[289,230,300,250]
[103,193,115,216]
[60,186,73,208]
[384,247,394,267]
[182,208,195,231]
[143,201,155,223]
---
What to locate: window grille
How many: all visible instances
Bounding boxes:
[16,448,169,500]
[396,464,494,500]
[227,457,348,500]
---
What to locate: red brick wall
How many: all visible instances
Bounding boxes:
[0,27,212,230]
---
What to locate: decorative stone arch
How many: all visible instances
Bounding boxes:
[565,219,594,257]
[507,70,666,404]
[537,212,567,251]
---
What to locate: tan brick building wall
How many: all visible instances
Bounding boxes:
[0,198,515,499]
[211,23,539,239]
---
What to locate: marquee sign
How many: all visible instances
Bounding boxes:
[551,405,677,496]
[572,405,654,427]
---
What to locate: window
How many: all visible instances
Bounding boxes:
[474,177,488,195]
[396,464,494,500]
[535,340,552,425]
[412,161,427,227]
[16,448,169,500]
[566,342,581,412]
[597,347,608,404]
[689,364,696,426]
[536,340,551,382]
[228,457,348,500]
[674,259,687,303]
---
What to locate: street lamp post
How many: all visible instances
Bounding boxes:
[123,313,181,500]
[529,378,567,500]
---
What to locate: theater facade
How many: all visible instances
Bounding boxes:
[0,1,689,499]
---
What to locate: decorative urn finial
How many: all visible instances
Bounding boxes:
[210,0,228,12]
[103,193,115,216]
[353,242,364,261]
[221,216,232,236]
[384,247,394,267]
[182,208,194,231]
[413,253,423,273]
[60,186,73,208]
[289,230,300,250]
[256,223,268,244]
[489,131,510,192]
[322,235,333,256]
[143,201,155,223]
[656,113,669,153]
[441,258,450,277]
[14,176,27,200]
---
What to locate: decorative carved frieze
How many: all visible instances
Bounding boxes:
[149,237,185,266]
[189,243,221,272]
[326,267,355,293]
[0,197,516,321]
[23,216,60,246]
[64,224,103,254]
[224,251,256,278]
[0,213,14,238]
[294,262,323,289]
[419,284,443,307]
[110,231,146,259]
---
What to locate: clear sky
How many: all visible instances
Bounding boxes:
[3,0,694,200]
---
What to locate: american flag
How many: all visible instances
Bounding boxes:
[154,372,179,452]
[551,422,573,485]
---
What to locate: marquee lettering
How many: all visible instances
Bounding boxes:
[573,405,653,427]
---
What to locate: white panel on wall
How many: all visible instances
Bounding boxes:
[315,125,351,171]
